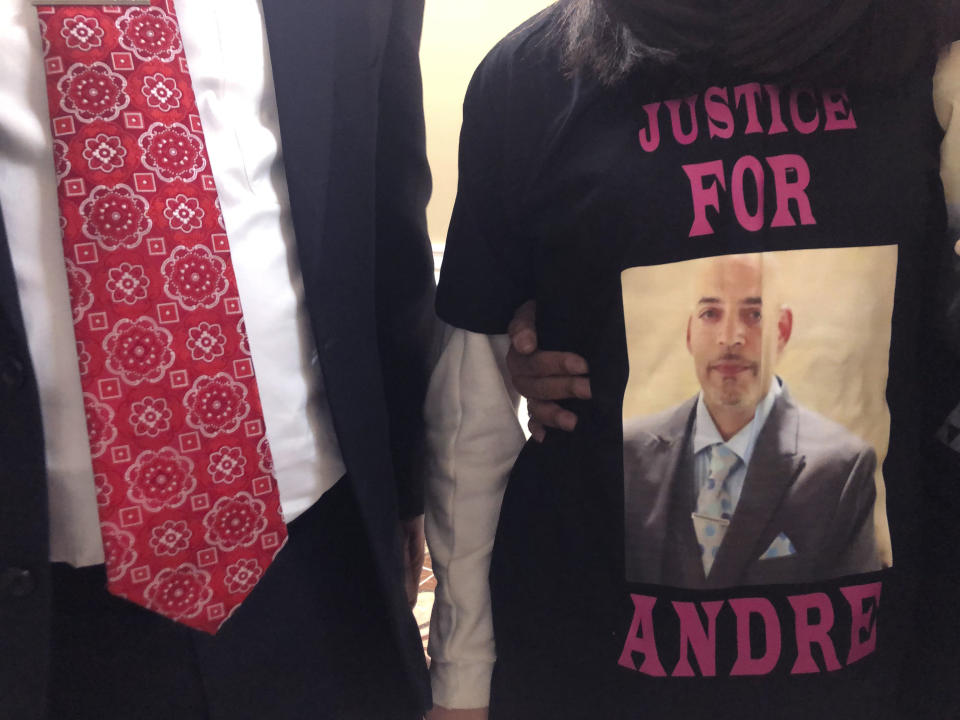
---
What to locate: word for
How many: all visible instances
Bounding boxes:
[682,154,815,237]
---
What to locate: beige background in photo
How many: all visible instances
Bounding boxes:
[421,0,554,250]
[621,246,899,564]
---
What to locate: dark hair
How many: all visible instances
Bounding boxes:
[561,0,958,86]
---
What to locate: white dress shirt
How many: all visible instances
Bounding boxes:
[691,378,782,511]
[0,0,345,567]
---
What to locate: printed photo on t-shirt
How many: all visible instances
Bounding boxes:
[621,247,896,589]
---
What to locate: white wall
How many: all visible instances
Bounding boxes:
[421,1,554,254]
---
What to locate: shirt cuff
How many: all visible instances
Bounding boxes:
[430,659,494,709]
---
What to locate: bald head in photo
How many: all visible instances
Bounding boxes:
[685,254,793,440]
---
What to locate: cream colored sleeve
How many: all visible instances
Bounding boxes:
[424,324,526,709]
[934,44,960,358]
[935,41,960,240]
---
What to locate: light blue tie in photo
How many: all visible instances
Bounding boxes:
[692,443,739,576]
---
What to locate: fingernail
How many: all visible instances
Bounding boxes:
[516,332,535,354]
[559,412,578,431]
[567,356,588,374]
[573,378,592,399]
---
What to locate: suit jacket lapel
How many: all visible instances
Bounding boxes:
[708,386,805,587]
[626,398,696,583]
[0,205,29,347]
[260,0,335,339]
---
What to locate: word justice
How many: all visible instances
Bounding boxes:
[638,83,858,153]
[619,582,881,678]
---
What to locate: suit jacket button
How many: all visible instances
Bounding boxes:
[0,567,35,598]
[0,356,24,390]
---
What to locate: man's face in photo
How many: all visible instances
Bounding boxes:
[686,254,792,418]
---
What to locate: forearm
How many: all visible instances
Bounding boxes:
[424,325,525,708]
[934,42,960,358]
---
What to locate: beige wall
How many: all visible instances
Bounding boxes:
[421,1,553,253]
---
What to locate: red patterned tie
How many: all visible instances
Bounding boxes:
[36,0,288,633]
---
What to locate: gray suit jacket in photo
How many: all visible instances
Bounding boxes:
[623,384,882,589]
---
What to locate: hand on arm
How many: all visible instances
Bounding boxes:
[506,300,591,441]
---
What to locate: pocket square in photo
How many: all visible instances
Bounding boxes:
[936,402,960,454]
[759,532,796,560]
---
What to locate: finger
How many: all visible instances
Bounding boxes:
[527,417,546,443]
[561,353,589,375]
[507,300,537,354]
[513,375,592,401]
[527,399,578,431]
[511,350,589,379]
[402,533,416,567]
[510,328,537,356]
[410,547,425,574]
[407,578,418,609]
[405,563,419,608]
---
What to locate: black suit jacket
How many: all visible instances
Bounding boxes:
[0,0,435,715]
[623,386,882,589]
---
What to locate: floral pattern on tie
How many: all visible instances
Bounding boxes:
[37,0,287,633]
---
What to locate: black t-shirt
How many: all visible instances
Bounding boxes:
[437,7,958,718]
